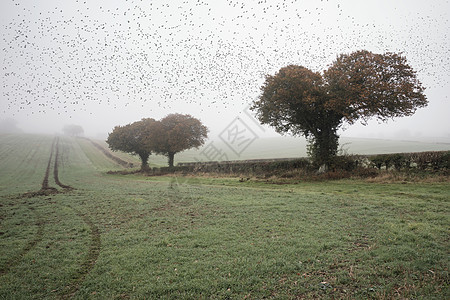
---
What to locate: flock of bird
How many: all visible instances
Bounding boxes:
[1,0,449,117]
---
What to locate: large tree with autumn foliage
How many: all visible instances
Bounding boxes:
[251,50,428,167]
[152,113,208,167]
[106,118,157,171]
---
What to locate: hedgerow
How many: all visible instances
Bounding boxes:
[369,151,449,172]
[108,151,449,179]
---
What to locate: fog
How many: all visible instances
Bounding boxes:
[1,0,449,142]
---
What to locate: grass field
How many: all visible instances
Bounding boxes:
[0,134,449,299]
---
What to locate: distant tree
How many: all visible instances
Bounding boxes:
[63,124,84,137]
[0,118,22,133]
[251,50,428,167]
[106,118,157,171]
[152,114,208,167]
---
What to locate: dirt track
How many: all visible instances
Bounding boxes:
[53,137,73,190]
[22,137,71,197]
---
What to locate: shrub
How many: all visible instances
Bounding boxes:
[353,167,379,178]
[330,155,359,171]
[370,155,385,170]
[412,151,449,172]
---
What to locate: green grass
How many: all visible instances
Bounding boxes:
[0,134,449,299]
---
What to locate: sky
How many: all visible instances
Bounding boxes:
[1,0,449,141]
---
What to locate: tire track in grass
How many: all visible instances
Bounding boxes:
[0,207,45,277]
[52,137,101,298]
[41,138,57,191]
[53,137,73,191]
[0,138,57,276]
[22,138,58,197]
[60,206,101,299]
[6,136,101,297]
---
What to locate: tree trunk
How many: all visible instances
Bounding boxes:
[308,128,339,168]
[168,152,175,168]
[138,153,150,171]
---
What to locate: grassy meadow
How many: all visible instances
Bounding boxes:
[0,134,449,299]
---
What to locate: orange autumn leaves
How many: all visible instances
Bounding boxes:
[324,50,427,124]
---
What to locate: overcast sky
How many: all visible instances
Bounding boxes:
[1,0,449,141]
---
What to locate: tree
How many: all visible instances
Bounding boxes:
[106,118,157,171]
[152,114,208,167]
[251,50,427,167]
[0,118,22,133]
[63,124,84,137]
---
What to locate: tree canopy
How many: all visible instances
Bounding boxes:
[324,50,427,124]
[62,124,84,137]
[251,50,428,167]
[106,118,157,170]
[152,113,209,167]
[106,114,208,169]
[0,118,22,134]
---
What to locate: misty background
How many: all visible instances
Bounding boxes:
[1,0,449,145]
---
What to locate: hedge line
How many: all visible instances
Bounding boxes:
[142,158,312,176]
[140,151,449,176]
[367,151,450,171]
